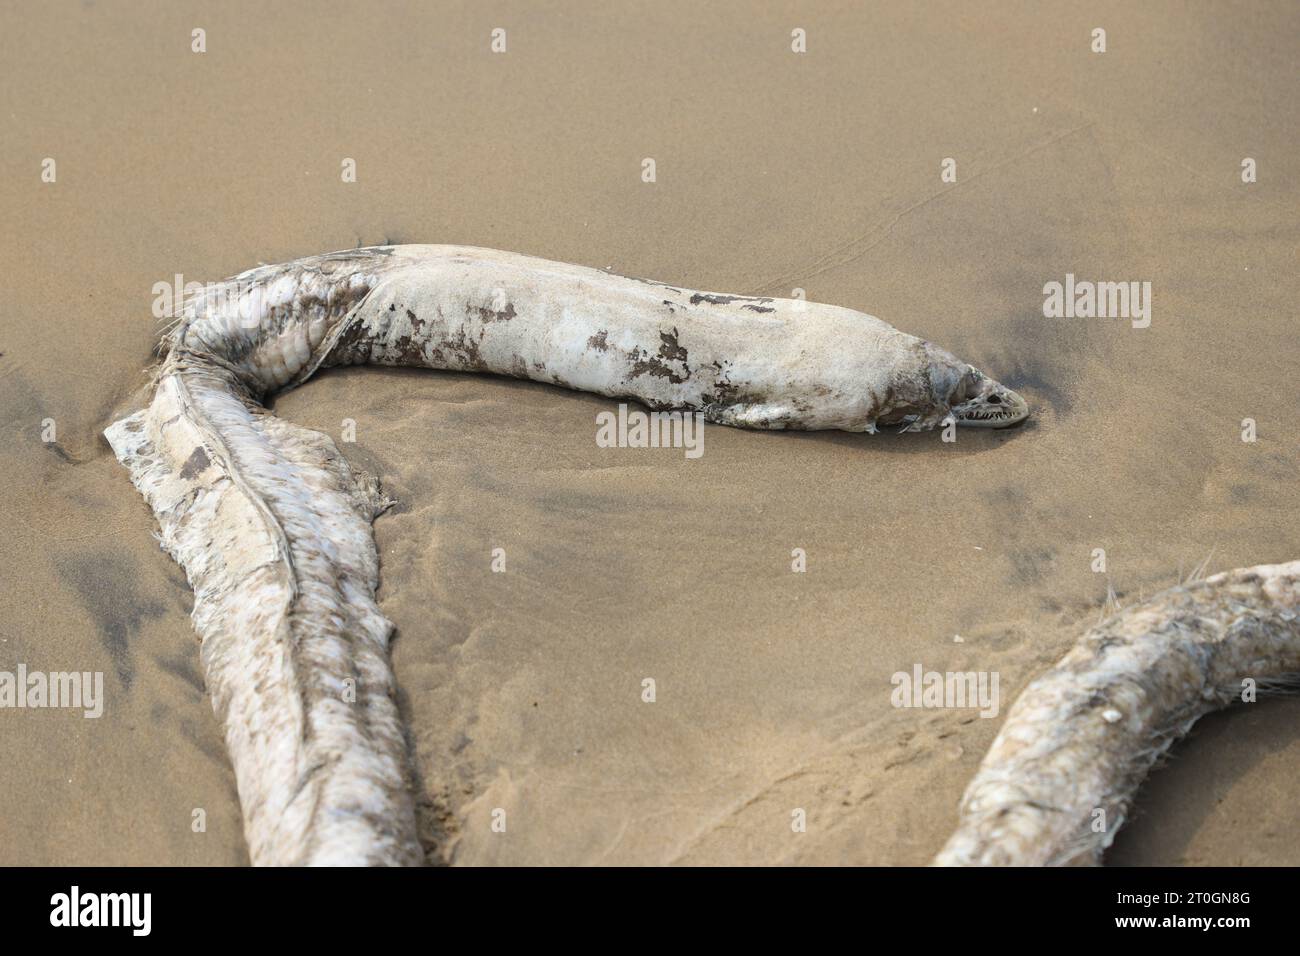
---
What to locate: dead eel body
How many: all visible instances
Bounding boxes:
[106,244,1034,865]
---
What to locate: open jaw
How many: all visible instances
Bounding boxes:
[948,373,1029,428]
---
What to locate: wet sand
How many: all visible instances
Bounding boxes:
[1,1,1297,865]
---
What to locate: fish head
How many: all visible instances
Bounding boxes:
[945,365,1029,428]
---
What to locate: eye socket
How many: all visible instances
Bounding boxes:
[987,394,1002,404]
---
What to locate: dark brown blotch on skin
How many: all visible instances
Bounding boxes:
[701,359,764,406]
[326,316,376,365]
[587,331,609,352]
[471,302,517,324]
[285,277,380,368]
[391,331,427,364]
[626,275,684,294]
[629,355,687,384]
[445,328,487,370]
[628,330,691,385]
[628,343,688,384]
[688,292,774,307]
[180,446,211,480]
[657,329,688,364]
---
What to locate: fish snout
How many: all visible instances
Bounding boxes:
[949,373,1029,428]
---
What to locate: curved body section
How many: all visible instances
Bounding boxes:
[107,245,1028,865]
[325,247,924,431]
[178,245,1027,432]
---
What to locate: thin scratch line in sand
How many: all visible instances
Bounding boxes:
[752,121,1096,296]
[661,714,913,866]
[1101,121,1282,212]
[663,764,834,866]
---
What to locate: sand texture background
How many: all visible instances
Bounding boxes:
[1,1,1297,865]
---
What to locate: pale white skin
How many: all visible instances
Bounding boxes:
[183,245,1029,430]
[106,245,1040,865]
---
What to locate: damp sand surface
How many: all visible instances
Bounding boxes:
[1,1,1297,864]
